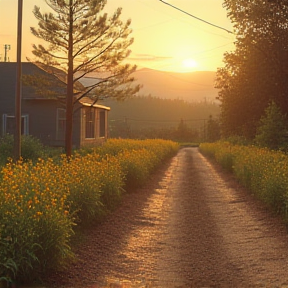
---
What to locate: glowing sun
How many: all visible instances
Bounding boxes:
[182,58,198,69]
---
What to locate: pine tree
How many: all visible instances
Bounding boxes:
[206,115,220,143]
[255,101,288,150]
[30,0,140,156]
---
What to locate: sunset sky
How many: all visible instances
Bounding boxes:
[0,0,235,72]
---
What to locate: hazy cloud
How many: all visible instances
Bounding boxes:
[128,54,173,62]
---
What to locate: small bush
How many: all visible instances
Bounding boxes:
[254,101,288,151]
[21,135,45,161]
[0,135,45,165]
[199,142,234,172]
[0,134,14,165]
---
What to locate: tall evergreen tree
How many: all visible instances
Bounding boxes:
[206,115,220,143]
[30,0,140,156]
[255,101,288,150]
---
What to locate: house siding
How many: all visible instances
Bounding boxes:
[0,63,20,134]
[22,99,64,146]
[23,99,84,148]
[0,62,110,149]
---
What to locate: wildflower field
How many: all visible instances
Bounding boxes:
[0,139,178,285]
[199,142,288,216]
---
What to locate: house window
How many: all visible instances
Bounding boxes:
[56,108,66,141]
[2,114,29,136]
[99,110,106,137]
[85,107,95,139]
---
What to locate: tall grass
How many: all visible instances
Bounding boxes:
[0,139,179,285]
[0,159,73,284]
[199,142,288,215]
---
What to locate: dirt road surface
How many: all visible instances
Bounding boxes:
[46,147,288,288]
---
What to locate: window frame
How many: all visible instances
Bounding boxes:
[2,114,29,136]
[84,107,96,139]
[99,110,106,138]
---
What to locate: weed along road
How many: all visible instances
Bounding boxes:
[46,147,288,288]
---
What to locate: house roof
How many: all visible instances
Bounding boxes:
[79,96,110,111]
[0,62,67,99]
[0,63,109,111]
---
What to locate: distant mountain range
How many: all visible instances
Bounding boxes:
[133,69,218,103]
[80,68,219,103]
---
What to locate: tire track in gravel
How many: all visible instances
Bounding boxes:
[45,147,288,288]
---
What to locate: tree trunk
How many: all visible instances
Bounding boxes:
[65,0,74,157]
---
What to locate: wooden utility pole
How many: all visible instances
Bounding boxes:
[4,44,11,62]
[14,0,23,161]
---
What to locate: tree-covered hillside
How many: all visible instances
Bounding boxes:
[81,69,218,103]
[102,96,220,142]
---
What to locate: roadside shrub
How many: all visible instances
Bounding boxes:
[96,139,178,191]
[63,153,124,221]
[21,135,45,161]
[197,142,217,158]
[98,155,124,210]
[60,154,104,223]
[93,138,179,160]
[0,135,45,166]
[118,149,155,190]
[200,142,234,172]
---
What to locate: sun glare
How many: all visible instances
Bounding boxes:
[182,58,198,69]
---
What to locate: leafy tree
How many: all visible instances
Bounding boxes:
[254,101,288,150]
[216,0,288,139]
[206,115,220,142]
[175,118,189,142]
[30,0,140,156]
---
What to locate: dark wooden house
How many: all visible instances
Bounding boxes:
[0,62,110,148]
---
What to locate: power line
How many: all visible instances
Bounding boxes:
[158,0,233,34]
[112,117,208,123]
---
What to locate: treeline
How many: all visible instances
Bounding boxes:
[102,96,220,142]
[217,0,288,146]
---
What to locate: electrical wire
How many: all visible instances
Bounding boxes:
[137,0,232,39]
[158,0,233,34]
[112,117,208,123]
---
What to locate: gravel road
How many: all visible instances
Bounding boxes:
[45,147,288,288]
